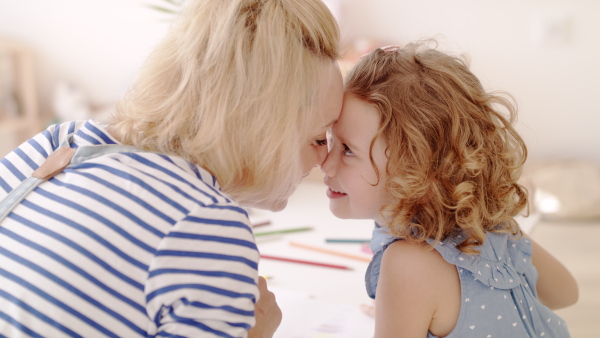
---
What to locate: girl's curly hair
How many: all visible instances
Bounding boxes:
[345,40,528,254]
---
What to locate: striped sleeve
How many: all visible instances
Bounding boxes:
[145,204,259,338]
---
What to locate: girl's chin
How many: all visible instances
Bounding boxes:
[328,202,350,219]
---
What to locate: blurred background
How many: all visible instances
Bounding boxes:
[1,0,598,164]
[1,0,599,335]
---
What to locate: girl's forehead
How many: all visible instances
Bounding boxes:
[333,94,381,148]
[337,94,379,129]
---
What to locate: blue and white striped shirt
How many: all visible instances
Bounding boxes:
[0,120,260,337]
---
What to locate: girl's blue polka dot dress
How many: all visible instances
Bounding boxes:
[366,223,571,337]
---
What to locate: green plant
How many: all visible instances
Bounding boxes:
[146,0,186,15]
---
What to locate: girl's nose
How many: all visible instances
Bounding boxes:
[320,150,336,177]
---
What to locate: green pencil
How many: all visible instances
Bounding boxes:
[254,226,313,237]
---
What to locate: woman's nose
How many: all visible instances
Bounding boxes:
[316,145,329,165]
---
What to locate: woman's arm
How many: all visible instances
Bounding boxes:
[527,235,579,309]
[146,204,262,337]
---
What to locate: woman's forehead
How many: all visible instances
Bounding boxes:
[314,61,344,128]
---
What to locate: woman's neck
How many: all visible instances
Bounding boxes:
[106,124,123,144]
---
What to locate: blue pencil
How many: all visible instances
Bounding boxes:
[325,238,370,244]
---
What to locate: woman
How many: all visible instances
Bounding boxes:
[0,0,343,336]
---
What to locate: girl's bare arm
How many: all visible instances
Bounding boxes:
[527,235,579,309]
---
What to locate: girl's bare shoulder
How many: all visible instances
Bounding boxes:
[380,240,461,336]
[381,240,452,276]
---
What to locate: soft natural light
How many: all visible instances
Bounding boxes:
[534,189,561,214]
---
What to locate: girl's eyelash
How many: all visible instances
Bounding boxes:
[342,143,354,156]
[316,139,328,146]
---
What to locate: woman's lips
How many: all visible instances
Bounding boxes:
[326,187,347,199]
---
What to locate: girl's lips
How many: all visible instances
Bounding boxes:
[326,187,347,199]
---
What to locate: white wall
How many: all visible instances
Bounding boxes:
[0,0,170,112]
[0,0,598,163]
[338,0,600,164]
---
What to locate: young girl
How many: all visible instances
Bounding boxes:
[321,41,578,337]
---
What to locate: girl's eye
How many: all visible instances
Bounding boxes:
[316,139,328,146]
[342,143,354,156]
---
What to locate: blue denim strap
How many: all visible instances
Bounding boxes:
[0,176,44,223]
[0,134,141,223]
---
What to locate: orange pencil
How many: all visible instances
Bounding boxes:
[289,241,372,262]
[260,254,352,270]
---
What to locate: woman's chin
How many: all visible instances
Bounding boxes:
[266,199,288,212]
[244,198,288,212]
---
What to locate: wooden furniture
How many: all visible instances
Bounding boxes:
[0,36,41,157]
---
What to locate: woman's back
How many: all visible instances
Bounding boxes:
[0,120,260,337]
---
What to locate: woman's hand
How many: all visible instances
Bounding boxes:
[361,300,376,318]
[248,276,282,338]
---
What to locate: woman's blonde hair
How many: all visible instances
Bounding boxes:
[111,0,339,206]
[346,41,528,253]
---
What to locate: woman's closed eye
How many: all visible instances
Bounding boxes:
[315,138,328,146]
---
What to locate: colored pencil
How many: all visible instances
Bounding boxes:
[361,242,373,255]
[325,238,371,244]
[289,241,372,262]
[254,226,313,237]
[254,234,283,243]
[259,254,352,270]
[251,220,271,228]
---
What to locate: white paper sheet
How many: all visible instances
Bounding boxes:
[271,287,375,338]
